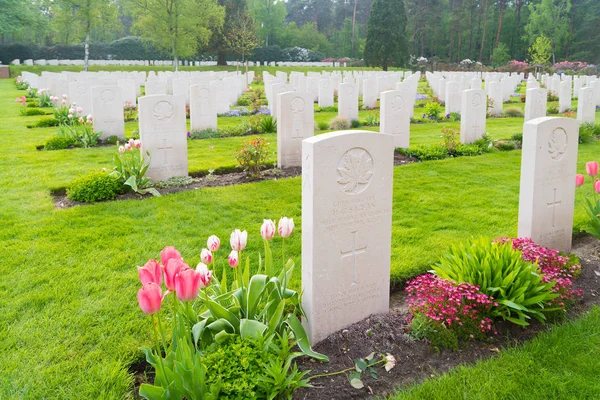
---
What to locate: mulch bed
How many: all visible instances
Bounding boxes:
[52,151,417,209]
[294,235,600,399]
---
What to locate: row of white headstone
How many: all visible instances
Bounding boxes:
[300,115,581,344]
[11,59,347,68]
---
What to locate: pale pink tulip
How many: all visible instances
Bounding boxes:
[137,282,162,314]
[86,114,92,120]
[200,248,213,264]
[230,229,247,251]
[160,246,182,267]
[207,235,220,252]
[595,180,600,194]
[133,139,142,149]
[68,107,75,114]
[61,99,67,105]
[278,217,294,238]
[195,262,213,288]
[76,106,83,114]
[164,258,188,291]
[78,117,84,123]
[125,143,132,151]
[138,259,162,286]
[576,174,585,187]
[586,161,599,177]
[67,114,73,119]
[228,250,239,268]
[260,219,276,241]
[62,94,68,99]
[174,268,201,301]
[118,146,125,154]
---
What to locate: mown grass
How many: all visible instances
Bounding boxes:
[1,76,599,399]
[391,307,600,400]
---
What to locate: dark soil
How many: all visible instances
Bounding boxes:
[294,235,600,399]
[52,151,416,209]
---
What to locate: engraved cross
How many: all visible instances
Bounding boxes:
[157,138,174,166]
[547,188,561,228]
[340,231,367,285]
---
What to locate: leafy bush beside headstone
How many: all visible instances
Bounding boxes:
[66,171,123,203]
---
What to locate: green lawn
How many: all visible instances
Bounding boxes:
[1,75,600,399]
[392,307,600,400]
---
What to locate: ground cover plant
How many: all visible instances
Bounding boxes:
[0,73,599,399]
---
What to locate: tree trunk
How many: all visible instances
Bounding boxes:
[84,30,90,72]
[217,52,227,66]
[420,31,425,57]
[173,54,179,72]
[245,59,249,88]
[467,0,475,59]
[479,0,489,62]
[456,0,463,61]
[449,0,456,62]
[351,0,358,58]
[495,0,505,49]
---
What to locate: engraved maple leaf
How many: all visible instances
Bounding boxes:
[548,132,567,159]
[337,151,373,193]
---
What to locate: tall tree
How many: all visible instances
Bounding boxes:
[207,0,247,65]
[364,0,408,70]
[226,9,259,80]
[127,0,224,71]
[248,0,287,46]
[525,0,572,62]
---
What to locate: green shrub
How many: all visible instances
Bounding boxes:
[317,121,329,131]
[236,97,252,107]
[67,171,123,203]
[510,132,523,143]
[363,114,380,126]
[20,108,47,116]
[432,238,558,326]
[235,137,272,178]
[424,101,443,120]
[579,123,600,144]
[218,122,252,137]
[455,144,486,157]
[400,145,449,161]
[547,91,559,102]
[495,140,518,151]
[547,105,559,115]
[26,100,39,107]
[258,115,277,133]
[44,135,77,150]
[28,117,59,128]
[503,107,524,118]
[314,105,338,113]
[190,128,220,140]
[350,119,362,128]
[328,116,351,130]
[472,133,494,151]
[448,112,461,122]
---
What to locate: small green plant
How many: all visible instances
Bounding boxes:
[328,116,351,130]
[510,132,523,143]
[258,115,277,133]
[111,140,159,196]
[44,135,77,150]
[315,106,338,113]
[37,89,53,107]
[219,122,252,137]
[27,117,59,129]
[503,107,524,118]
[432,238,558,326]
[20,108,47,116]
[190,128,220,140]
[205,168,217,183]
[494,140,518,151]
[424,101,443,120]
[547,105,559,114]
[547,91,559,102]
[455,144,487,157]
[447,112,461,122]
[67,171,123,203]
[317,121,329,131]
[363,113,380,126]
[472,133,494,151]
[399,145,449,161]
[350,119,361,128]
[579,123,600,144]
[235,137,272,178]
[441,127,460,155]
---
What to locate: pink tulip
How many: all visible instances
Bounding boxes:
[61,99,67,105]
[125,143,132,151]
[118,146,125,154]
[15,97,21,102]
[78,117,84,123]
[174,268,201,301]
[67,114,73,119]
[586,161,599,177]
[128,138,135,147]
[260,219,276,241]
[207,235,220,252]
[87,114,92,120]
[62,94,68,99]
[200,248,213,264]
[230,229,247,251]
[160,246,182,267]
[595,180,600,194]
[76,107,83,114]
[228,250,239,268]
[195,262,213,288]
[68,107,75,114]
[164,258,189,291]
[133,139,142,149]
[138,259,162,286]
[137,282,162,314]
[576,174,585,187]
[278,217,294,238]
[21,96,26,102]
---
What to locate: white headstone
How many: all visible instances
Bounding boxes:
[318,79,334,108]
[118,78,137,106]
[380,90,410,148]
[68,82,91,115]
[338,83,358,121]
[91,86,125,139]
[445,81,461,115]
[145,81,167,96]
[302,130,394,344]
[577,87,596,124]
[189,85,217,131]
[362,79,377,109]
[487,81,503,116]
[277,91,314,168]
[558,81,572,113]
[518,117,580,253]
[139,95,188,182]
[460,89,487,143]
[524,88,547,122]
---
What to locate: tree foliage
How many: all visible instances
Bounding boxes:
[528,35,553,65]
[364,0,409,70]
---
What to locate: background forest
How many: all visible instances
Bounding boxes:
[1,0,599,66]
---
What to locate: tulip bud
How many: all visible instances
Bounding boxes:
[160,246,182,268]
[228,250,239,268]
[278,217,295,238]
[586,161,599,177]
[62,94,68,99]
[260,219,276,240]
[87,114,92,120]
[576,174,585,187]
[137,282,162,314]
[118,146,125,154]
[125,143,132,151]
[595,179,600,194]
[69,107,75,114]
[174,268,201,302]
[76,107,83,114]
[78,117,84,123]
[134,139,142,149]
[230,229,248,251]
[61,99,67,105]
[137,259,162,286]
[207,235,220,252]
[164,258,188,291]
[200,248,213,264]
[67,114,73,119]
[195,262,213,288]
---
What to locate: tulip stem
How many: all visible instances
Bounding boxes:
[306,359,387,381]
[156,312,168,355]
[151,315,167,379]
[281,238,285,270]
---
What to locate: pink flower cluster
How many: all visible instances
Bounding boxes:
[15,96,27,105]
[321,57,334,63]
[406,274,496,335]
[118,138,142,153]
[553,61,588,71]
[498,237,583,308]
[508,60,529,68]
[337,57,350,63]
